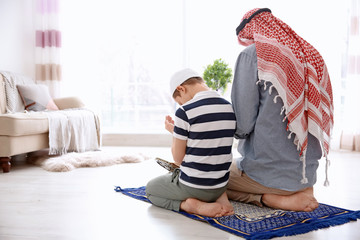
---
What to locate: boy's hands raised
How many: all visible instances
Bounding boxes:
[165,115,175,133]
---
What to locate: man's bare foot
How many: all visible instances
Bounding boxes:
[262,187,319,212]
[180,198,224,217]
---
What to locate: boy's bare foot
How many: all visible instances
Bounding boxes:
[216,192,234,216]
[262,187,319,212]
[180,192,234,217]
[180,198,224,217]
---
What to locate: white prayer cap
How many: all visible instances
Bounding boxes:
[170,68,201,96]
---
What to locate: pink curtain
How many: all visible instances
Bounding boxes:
[340,0,360,151]
[34,0,62,98]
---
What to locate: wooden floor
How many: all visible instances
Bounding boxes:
[0,147,359,240]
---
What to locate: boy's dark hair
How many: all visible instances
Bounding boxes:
[172,77,204,98]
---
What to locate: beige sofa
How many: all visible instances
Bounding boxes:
[0,73,100,173]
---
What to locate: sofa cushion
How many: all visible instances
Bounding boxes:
[0,112,49,136]
[53,97,85,110]
[17,84,59,111]
[0,133,49,157]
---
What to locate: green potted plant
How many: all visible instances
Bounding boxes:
[203,58,233,93]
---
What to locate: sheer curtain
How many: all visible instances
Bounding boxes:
[60,0,183,133]
[34,0,62,98]
[340,0,360,151]
[59,1,346,136]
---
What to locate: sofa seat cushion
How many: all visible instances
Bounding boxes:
[0,112,49,136]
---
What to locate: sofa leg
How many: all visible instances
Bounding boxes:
[0,157,11,173]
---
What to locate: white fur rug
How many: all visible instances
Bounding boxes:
[28,150,150,172]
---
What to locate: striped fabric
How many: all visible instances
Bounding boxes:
[36,30,61,48]
[173,91,236,189]
[34,0,62,98]
[35,64,62,81]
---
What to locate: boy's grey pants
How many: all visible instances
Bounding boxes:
[145,169,227,211]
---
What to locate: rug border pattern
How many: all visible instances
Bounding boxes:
[114,186,360,240]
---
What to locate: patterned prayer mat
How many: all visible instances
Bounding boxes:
[114,186,360,240]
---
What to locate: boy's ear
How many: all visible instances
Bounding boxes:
[176,85,185,92]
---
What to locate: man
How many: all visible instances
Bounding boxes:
[228,8,334,212]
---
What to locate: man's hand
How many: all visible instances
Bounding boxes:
[165,115,175,133]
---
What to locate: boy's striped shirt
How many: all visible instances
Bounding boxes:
[173,90,236,189]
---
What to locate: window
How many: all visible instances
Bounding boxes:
[61,0,347,137]
[61,0,183,133]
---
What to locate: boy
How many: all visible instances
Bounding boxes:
[145,68,236,217]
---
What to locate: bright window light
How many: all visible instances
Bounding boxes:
[60,0,347,134]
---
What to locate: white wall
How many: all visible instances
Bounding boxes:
[0,0,35,77]
[184,0,348,85]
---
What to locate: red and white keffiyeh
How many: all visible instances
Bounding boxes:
[236,8,334,184]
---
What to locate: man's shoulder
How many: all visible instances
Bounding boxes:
[241,44,256,56]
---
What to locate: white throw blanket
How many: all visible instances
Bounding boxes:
[46,108,100,155]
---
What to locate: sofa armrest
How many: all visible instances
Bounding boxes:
[53,97,85,110]
[0,74,6,114]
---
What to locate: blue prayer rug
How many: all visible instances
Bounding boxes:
[114,186,360,240]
